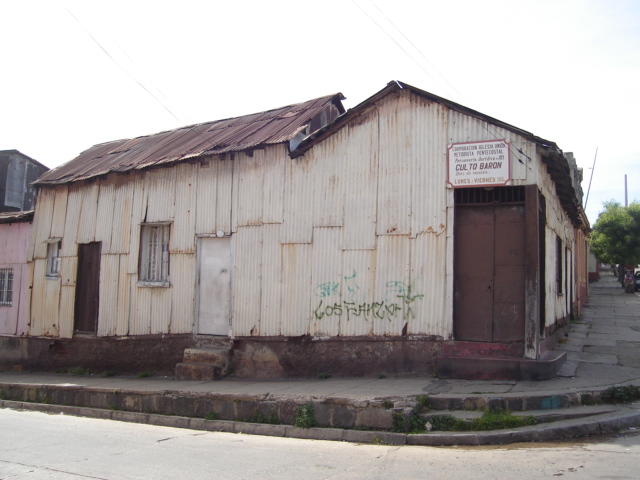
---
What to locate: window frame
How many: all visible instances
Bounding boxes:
[46,239,62,278]
[138,223,171,287]
[0,267,13,307]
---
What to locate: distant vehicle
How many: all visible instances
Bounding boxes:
[635,271,640,291]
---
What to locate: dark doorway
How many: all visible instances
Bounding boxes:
[74,242,101,334]
[454,205,525,343]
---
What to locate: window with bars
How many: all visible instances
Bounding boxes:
[0,268,13,306]
[139,224,170,285]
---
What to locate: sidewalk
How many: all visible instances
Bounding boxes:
[1,269,639,445]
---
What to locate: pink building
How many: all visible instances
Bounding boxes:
[0,211,33,335]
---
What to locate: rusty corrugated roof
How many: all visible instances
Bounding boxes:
[35,94,344,186]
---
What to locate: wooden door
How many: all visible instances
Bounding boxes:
[454,205,525,343]
[197,237,232,335]
[74,242,101,334]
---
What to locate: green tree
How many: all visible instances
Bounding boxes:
[590,201,640,268]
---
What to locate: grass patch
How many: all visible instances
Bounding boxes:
[102,370,116,377]
[136,371,151,378]
[317,373,331,380]
[293,402,316,429]
[243,409,280,425]
[415,395,435,411]
[426,409,537,432]
[581,394,599,406]
[68,367,90,376]
[381,400,394,409]
[204,411,220,421]
[603,385,640,403]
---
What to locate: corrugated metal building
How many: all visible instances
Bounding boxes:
[11,81,589,379]
[0,211,34,337]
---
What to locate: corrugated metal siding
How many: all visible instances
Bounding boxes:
[373,235,410,335]
[339,249,375,336]
[50,185,68,238]
[311,134,344,228]
[127,181,148,274]
[60,185,82,257]
[410,233,447,336]
[95,178,116,253]
[29,259,47,335]
[233,226,263,336]
[236,150,265,227]
[281,156,314,244]
[43,269,60,336]
[259,224,282,336]
[377,93,412,236]
[262,146,286,224]
[310,227,343,337]
[115,257,130,336]
[76,183,99,244]
[150,287,172,334]
[172,163,197,253]
[195,160,218,234]
[59,256,77,286]
[131,283,152,335]
[410,95,448,239]
[280,243,312,336]
[144,168,176,222]
[111,176,135,254]
[342,109,378,250]
[32,189,55,259]
[58,285,74,338]
[97,254,120,336]
[215,157,233,234]
[169,253,196,334]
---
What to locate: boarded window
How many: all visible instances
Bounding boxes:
[0,268,13,306]
[46,241,61,277]
[139,224,170,285]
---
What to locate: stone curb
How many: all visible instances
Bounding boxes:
[3,399,639,446]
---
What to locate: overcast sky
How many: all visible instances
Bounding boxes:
[1,0,638,223]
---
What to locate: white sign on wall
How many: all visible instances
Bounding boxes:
[447,140,510,188]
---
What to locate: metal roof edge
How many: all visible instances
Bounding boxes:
[0,210,34,224]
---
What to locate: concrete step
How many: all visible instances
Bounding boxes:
[182,347,228,366]
[437,351,566,380]
[175,363,223,381]
[441,341,524,358]
[423,405,617,423]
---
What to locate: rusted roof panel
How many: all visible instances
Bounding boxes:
[35,94,344,186]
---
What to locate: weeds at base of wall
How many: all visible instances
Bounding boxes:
[429,409,537,432]
[241,409,281,425]
[56,367,90,376]
[204,411,220,421]
[381,400,394,409]
[603,385,640,403]
[293,402,316,429]
[136,371,151,378]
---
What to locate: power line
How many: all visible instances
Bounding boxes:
[368,1,466,103]
[62,5,187,124]
[351,0,457,101]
